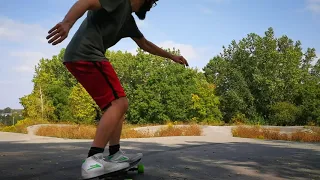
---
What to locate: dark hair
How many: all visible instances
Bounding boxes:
[135,0,158,20]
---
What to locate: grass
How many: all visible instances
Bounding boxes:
[0,118,203,139]
[0,123,4,131]
[0,118,50,133]
[34,123,203,139]
[35,124,97,139]
[154,123,202,137]
[232,125,320,142]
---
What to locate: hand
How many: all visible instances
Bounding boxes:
[171,55,189,67]
[46,21,72,45]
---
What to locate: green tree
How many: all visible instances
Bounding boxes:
[203,56,255,123]
[204,27,319,125]
[68,83,97,124]
[297,56,320,125]
[190,76,222,123]
[109,48,222,124]
[269,102,302,126]
[19,88,55,120]
[3,107,12,113]
[21,47,222,125]
[20,49,78,122]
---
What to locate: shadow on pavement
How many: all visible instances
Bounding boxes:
[0,139,319,180]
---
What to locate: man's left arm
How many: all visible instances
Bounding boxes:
[132,37,189,67]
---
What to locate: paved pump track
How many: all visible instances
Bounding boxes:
[0,126,319,180]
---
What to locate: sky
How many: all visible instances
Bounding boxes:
[0,0,319,109]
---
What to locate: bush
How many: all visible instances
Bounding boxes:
[1,125,17,133]
[232,125,320,142]
[231,113,248,125]
[36,125,96,139]
[154,124,202,137]
[0,118,49,133]
[34,124,203,139]
[269,102,302,126]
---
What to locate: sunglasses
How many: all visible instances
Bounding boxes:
[152,0,157,8]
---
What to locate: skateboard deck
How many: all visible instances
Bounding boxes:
[97,158,144,180]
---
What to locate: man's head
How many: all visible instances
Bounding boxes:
[135,0,158,20]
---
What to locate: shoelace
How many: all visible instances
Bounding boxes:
[119,149,125,154]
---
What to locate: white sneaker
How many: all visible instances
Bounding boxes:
[107,150,143,164]
[81,153,129,179]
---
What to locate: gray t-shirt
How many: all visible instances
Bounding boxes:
[63,0,143,62]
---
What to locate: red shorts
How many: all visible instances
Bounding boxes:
[64,60,126,111]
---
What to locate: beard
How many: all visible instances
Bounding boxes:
[135,1,151,20]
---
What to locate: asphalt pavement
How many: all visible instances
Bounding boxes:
[0,126,319,180]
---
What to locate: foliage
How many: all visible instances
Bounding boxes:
[231,113,248,125]
[17,27,320,126]
[1,118,49,134]
[204,27,320,124]
[0,107,13,113]
[109,48,222,124]
[232,125,320,142]
[34,124,202,139]
[190,76,222,122]
[269,102,302,126]
[19,49,77,122]
[67,83,98,124]
[19,48,221,124]
[0,110,24,126]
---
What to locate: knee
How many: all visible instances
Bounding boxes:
[113,97,129,111]
[121,97,129,111]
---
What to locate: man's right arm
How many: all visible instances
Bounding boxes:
[47,0,102,45]
[62,0,102,28]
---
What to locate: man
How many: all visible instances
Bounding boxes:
[46,0,188,179]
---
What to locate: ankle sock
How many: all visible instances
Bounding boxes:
[88,147,104,157]
[109,144,120,156]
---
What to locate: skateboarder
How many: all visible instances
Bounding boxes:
[46,0,188,179]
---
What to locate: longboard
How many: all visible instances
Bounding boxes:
[98,158,144,180]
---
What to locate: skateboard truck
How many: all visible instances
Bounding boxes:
[127,164,144,174]
[97,161,144,179]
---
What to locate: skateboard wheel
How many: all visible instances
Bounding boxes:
[137,164,144,174]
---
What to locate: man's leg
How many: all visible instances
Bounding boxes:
[64,60,130,179]
[90,98,127,148]
[65,60,127,154]
[106,114,142,164]
[65,60,141,164]
[108,115,125,155]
